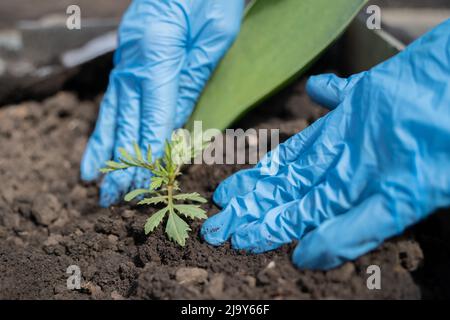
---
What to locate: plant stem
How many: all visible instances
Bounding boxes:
[167,184,174,208]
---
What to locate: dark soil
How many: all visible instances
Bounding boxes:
[0,76,449,300]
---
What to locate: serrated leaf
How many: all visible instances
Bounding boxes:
[133,141,143,162]
[148,159,163,177]
[105,161,128,170]
[165,211,190,246]
[144,207,169,234]
[146,144,152,163]
[100,160,129,173]
[173,192,207,204]
[117,158,137,168]
[149,177,163,191]
[163,141,175,172]
[174,204,207,220]
[171,130,192,166]
[119,147,135,163]
[164,141,172,159]
[154,160,167,175]
[124,189,150,202]
[138,196,168,206]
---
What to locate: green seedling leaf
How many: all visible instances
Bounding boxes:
[144,207,169,234]
[124,189,150,202]
[102,132,209,247]
[119,147,135,164]
[164,142,175,173]
[150,177,164,191]
[153,160,168,177]
[133,141,143,162]
[186,0,367,131]
[165,211,190,246]
[105,160,129,170]
[100,160,129,173]
[174,204,208,220]
[173,193,208,204]
[171,129,194,166]
[138,196,168,206]
[146,144,152,163]
[164,141,172,159]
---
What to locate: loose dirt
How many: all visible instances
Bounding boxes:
[0,76,448,299]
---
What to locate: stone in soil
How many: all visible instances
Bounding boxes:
[31,193,62,226]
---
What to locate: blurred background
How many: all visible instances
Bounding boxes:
[0,0,130,28]
[1,0,449,29]
[0,0,449,106]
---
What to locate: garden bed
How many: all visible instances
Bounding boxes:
[2,69,450,300]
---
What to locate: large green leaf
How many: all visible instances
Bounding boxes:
[165,211,191,246]
[173,192,208,204]
[186,0,367,131]
[144,207,169,235]
[174,204,208,220]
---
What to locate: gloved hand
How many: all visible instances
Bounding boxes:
[81,0,244,207]
[201,19,450,270]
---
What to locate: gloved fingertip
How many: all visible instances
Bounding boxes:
[80,147,101,182]
[80,163,99,182]
[99,187,121,208]
[213,174,240,207]
[200,218,228,246]
[212,183,229,208]
[292,242,310,269]
[231,221,285,254]
[291,233,341,271]
[99,171,132,208]
[291,241,325,270]
[306,74,343,110]
[230,224,252,251]
[294,194,398,270]
[213,168,262,208]
[231,231,268,254]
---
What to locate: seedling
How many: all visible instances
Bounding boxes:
[101,131,207,246]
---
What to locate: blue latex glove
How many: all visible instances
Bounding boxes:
[201,19,450,270]
[81,0,244,207]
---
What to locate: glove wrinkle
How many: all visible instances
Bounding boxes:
[203,19,450,270]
